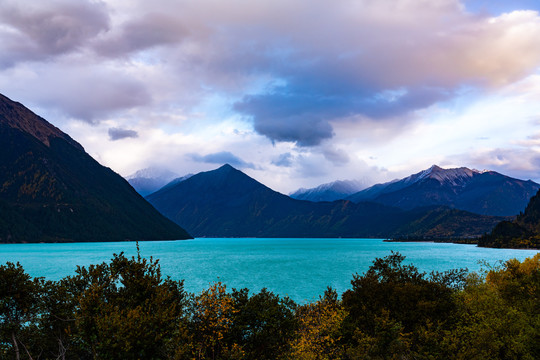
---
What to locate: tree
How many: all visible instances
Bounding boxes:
[72,248,187,359]
[228,288,297,359]
[286,288,346,360]
[341,252,467,358]
[442,271,537,359]
[181,282,241,359]
[0,262,44,360]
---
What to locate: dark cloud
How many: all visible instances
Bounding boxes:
[272,153,293,167]
[188,151,256,169]
[234,82,451,146]
[108,127,139,141]
[0,0,109,67]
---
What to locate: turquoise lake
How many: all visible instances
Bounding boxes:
[1,238,538,303]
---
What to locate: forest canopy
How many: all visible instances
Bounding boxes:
[1,250,539,359]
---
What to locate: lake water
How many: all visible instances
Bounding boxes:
[1,238,538,303]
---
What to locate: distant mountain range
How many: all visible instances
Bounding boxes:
[2,93,535,243]
[127,168,187,196]
[0,93,191,242]
[290,179,367,202]
[146,164,504,238]
[294,165,538,217]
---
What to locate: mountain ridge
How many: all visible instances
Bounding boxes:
[345,165,539,216]
[147,164,503,238]
[0,93,191,242]
[290,179,367,202]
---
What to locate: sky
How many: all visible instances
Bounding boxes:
[2,0,540,194]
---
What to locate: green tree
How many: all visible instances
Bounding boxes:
[442,272,537,360]
[0,262,44,360]
[72,249,186,359]
[341,252,466,358]
[228,288,297,359]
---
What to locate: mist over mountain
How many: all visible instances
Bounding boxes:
[290,179,368,202]
[0,93,191,242]
[346,165,539,216]
[146,164,503,238]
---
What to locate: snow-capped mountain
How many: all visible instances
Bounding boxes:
[346,165,540,216]
[127,167,180,196]
[146,164,502,238]
[290,179,368,202]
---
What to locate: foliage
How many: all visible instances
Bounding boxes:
[228,287,297,359]
[285,288,346,359]
[341,251,467,358]
[0,262,44,360]
[1,251,539,359]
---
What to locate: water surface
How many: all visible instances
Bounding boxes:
[1,238,537,303]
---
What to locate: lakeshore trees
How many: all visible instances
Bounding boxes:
[1,252,539,359]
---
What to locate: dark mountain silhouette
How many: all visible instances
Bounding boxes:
[346,165,539,216]
[0,93,191,242]
[146,164,503,238]
[479,188,540,248]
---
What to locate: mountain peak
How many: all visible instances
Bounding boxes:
[127,167,178,181]
[290,179,368,202]
[0,94,191,242]
[0,93,83,150]
[218,163,236,171]
[405,165,478,186]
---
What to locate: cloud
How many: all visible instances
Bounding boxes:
[108,127,139,141]
[188,151,256,169]
[94,13,188,57]
[0,0,109,67]
[225,2,540,145]
[234,84,452,146]
[272,153,294,167]
[0,60,153,122]
[3,0,540,192]
[322,147,350,166]
[3,0,540,136]
[449,147,540,181]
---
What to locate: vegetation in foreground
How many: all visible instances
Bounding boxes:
[1,249,539,360]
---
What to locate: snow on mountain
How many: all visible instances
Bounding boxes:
[127,167,180,196]
[290,179,368,202]
[127,167,178,181]
[401,165,478,186]
[346,165,540,216]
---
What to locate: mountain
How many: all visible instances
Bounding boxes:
[157,174,195,193]
[146,164,503,238]
[127,168,184,196]
[0,93,191,242]
[479,188,540,248]
[346,165,540,216]
[290,179,367,202]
